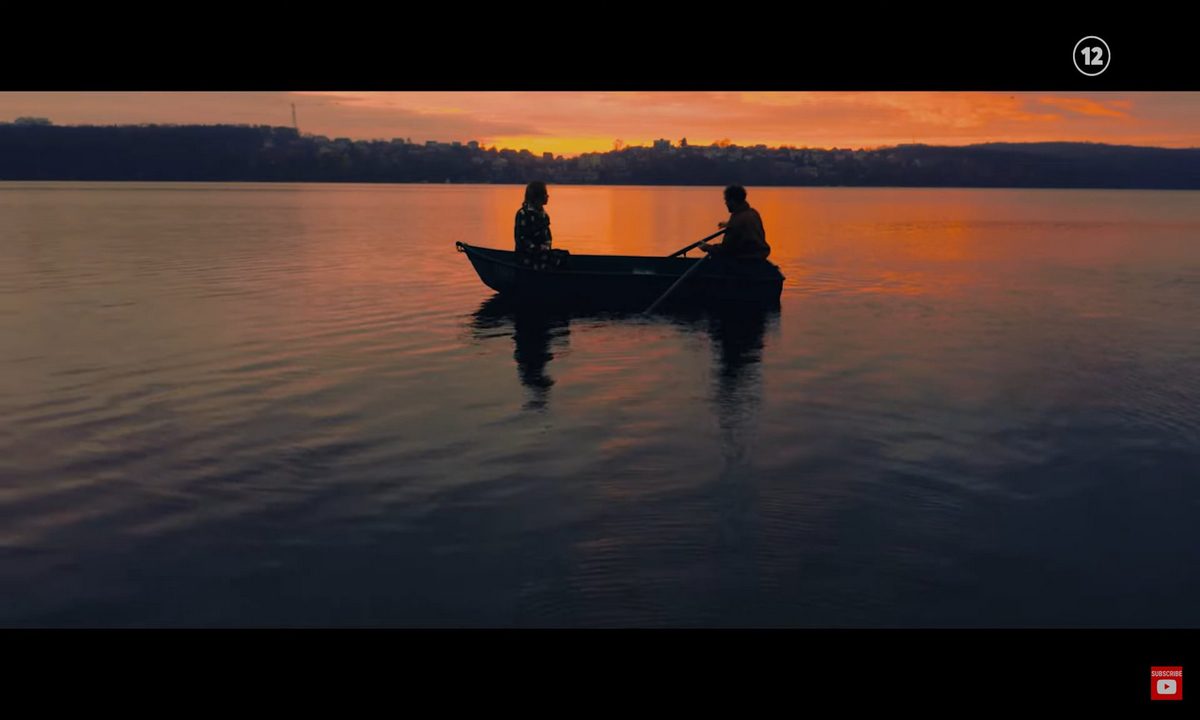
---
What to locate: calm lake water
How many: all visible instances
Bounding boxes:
[2,182,1198,627]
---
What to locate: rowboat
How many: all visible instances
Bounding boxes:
[455,242,784,309]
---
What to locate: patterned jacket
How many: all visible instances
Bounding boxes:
[514,202,552,253]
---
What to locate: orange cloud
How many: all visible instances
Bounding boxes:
[1038,97,1132,119]
[2,91,1196,153]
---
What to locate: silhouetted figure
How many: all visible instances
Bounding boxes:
[514,181,568,270]
[699,185,771,260]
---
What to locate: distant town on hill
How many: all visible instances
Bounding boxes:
[2,120,1198,189]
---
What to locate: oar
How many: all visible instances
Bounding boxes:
[644,255,710,314]
[667,228,726,257]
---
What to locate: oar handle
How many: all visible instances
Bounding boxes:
[644,255,711,314]
[667,228,726,257]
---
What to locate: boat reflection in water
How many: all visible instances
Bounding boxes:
[469,294,778,422]
[470,296,573,410]
[705,304,777,459]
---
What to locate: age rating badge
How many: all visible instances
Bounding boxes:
[1151,666,1183,701]
[1073,36,1111,76]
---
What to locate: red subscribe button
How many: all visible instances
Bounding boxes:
[1151,666,1183,701]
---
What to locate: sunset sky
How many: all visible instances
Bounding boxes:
[2,92,1197,156]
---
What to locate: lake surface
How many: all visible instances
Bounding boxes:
[2,182,1198,627]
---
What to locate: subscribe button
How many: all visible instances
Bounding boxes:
[1151,667,1183,701]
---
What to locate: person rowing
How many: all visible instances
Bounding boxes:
[698,185,771,260]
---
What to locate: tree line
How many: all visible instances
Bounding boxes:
[1,123,1198,188]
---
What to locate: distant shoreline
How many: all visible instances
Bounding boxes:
[3,124,1199,190]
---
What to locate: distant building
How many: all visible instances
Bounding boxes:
[653,138,672,150]
[467,140,479,150]
[543,152,554,161]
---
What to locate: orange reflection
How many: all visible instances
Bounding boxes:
[224,184,1200,327]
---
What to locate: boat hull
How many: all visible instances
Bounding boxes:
[456,242,783,310]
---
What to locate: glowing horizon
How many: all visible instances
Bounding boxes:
[1,92,1197,157]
